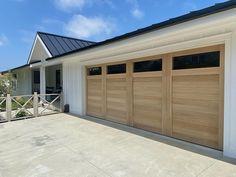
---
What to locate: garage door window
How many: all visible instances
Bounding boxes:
[133,59,162,72]
[88,67,102,75]
[107,64,126,74]
[173,51,220,70]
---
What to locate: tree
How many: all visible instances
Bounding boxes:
[0,73,14,96]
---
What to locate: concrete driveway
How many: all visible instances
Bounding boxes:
[0,114,235,177]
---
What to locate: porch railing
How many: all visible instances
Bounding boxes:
[0,92,63,123]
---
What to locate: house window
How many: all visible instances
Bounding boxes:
[107,64,126,74]
[173,51,220,70]
[88,67,102,76]
[33,71,40,84]
[133,59,162,72]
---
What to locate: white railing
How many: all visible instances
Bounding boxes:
[0,97,7,122]
[0,92,63,123]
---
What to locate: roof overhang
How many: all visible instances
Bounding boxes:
[0,64,30,74]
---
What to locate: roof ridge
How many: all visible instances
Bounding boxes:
[37,31,96,44]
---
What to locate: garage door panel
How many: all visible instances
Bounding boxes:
[106,77,128,124]
[172,55,222,148]
[133,76,162,133]
[87,78,103,117]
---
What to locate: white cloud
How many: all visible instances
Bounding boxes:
[131,8,144,19]
[54,0,115,12]
[54,0,87,11]
[0,34,9,47]
[126,0,145,19]
[65,14,114,40]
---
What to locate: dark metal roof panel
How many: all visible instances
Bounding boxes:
[46,35,65,55]
[37,32,96,57]
[63,38,77,51]
[55,36,71,53]
[39,34,60,56]
[70,39,82,48]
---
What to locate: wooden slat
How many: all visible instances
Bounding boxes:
[106,73,126,79]
[172,68,220,76]
[102,65,107,117]
[132,71,162,78]
[162,54,172,135]
[126,61,133,125]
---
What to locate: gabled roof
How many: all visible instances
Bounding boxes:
[37,32,96,57]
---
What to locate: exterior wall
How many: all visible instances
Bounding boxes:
[12,68,32,96]
[29,36,51,63]
[224,29,236,158]
[63,61,86,116]
[53,9,236,158]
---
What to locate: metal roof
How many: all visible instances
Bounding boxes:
[37,32,96,57]
[46,0,236,61]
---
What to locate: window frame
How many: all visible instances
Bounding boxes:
[87,66,102,76]
[133,58,163,73]
[107,63,127,75]
[172,51,220,70]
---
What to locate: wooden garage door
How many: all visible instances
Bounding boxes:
[87,67,103,118]
[86,45,224,150]
[106,63,128,124]
[171,46,224,149]
[132,59,163,133]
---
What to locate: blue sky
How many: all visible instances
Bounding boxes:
[0,0,227,71]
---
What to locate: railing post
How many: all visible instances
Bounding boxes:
[33,92,38,117]
[60,92,64,113]
[6,94,11,121]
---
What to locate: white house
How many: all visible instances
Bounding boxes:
[2,1,236,158]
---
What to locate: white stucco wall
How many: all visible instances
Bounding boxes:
[63,61,86,116]
[12,68,32,96]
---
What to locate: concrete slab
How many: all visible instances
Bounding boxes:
[0,113,235,177]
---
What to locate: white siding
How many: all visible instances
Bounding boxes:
[63,61,86,116]
[12,68,32,96]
